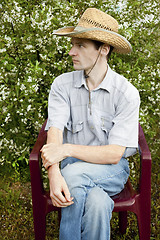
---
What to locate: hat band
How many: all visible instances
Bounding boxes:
[74,25,113,33]
[74,26,117,36]
[71,26,132,49]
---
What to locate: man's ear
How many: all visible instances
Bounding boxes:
[101,44,110,56]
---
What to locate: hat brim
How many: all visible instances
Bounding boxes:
[53,26,132,54]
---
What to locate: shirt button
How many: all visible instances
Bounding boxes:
[90,126,94,130]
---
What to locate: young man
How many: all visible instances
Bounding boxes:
[41,8,140,240]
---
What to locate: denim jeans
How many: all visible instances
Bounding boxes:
[60,157,130,240]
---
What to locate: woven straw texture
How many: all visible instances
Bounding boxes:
[53,8,132,54]
[78,8,118,33]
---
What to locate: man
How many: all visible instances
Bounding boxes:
[41,8,140,240]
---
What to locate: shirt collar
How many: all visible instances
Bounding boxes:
[74,70,88,89]
[74,65,113,93]
[97,65,112,92]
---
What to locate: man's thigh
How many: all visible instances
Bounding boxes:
[61,157,130,196]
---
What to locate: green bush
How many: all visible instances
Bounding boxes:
[1,0,159,169]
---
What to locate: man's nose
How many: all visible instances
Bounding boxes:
[69,46,76,56]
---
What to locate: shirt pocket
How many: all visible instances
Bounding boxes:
[101,116,113,134]
[65,121,84,144]
[68,121,84,144]
[66,121,84,133]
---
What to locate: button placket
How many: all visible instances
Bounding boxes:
[88,91,92,115]
[101,117,105,127]
[87,91,96,132]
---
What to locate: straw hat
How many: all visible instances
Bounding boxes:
[53,8,132,54]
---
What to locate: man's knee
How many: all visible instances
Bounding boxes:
[85,187,114,214]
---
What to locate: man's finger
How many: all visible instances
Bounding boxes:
[62,181,73,202]
[51,193,73,207]
[51,199,73,208]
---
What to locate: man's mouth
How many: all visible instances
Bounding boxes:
[72,59,79,63]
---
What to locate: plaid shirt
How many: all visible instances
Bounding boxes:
[45,65,140,157]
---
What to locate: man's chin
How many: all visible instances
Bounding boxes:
[73,65,83,71]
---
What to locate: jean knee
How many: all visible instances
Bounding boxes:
[85,187,114,213]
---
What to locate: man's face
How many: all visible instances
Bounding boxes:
[69,38,100,71]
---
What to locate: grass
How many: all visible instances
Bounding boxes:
[0,154,159,240]
[0,179,34,239]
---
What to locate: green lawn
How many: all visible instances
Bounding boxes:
[0,158,159,239]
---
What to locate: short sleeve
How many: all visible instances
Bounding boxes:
[45,76,70,131]
[108,92,140,149]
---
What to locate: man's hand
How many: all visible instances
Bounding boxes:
[48,165,74,208]
[41,143,68,169]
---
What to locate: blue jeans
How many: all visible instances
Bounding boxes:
[60,157,130,240]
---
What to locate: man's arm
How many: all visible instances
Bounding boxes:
[66,143,126,164]
[41,142,126,169]
[43,127,74,207]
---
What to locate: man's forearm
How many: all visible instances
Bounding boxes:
[47,127,63,173]
[47,126,63,144]
[64,144,126,165]
[42,127,126,167]
[43,127,73,207]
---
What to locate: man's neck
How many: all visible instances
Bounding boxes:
[85,61,108,91]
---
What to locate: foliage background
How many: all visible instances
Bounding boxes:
[0,0,159,239]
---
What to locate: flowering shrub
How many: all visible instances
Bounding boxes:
[0,0,159,171]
